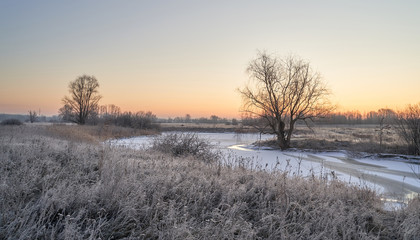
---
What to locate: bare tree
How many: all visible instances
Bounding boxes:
[28,110,37,123]
[99,104,121,124]
[239,52,333,149]
[61,75,102,125]
[210,115,219,124]
[395,103,420,155]
[59,104,73,122]
[376,108,395,149]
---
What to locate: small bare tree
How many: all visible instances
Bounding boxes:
[59,104,73,122]
[61,75,101,125]
[239,52,333,149]
[99,104,121,124]
[28,110,37,123]
[395,103,420,155]
[376,108,395,149]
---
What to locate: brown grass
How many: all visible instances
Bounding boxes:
[45,124,158,143]
[258,124,408,155]
[1,125,419,239]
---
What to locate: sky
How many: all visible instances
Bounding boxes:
[1,0,419,118]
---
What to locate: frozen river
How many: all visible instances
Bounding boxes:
[110,132,420,208]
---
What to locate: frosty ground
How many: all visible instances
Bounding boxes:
[2,124,420,239]
[112,132,420,209]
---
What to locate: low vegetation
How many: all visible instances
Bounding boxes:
[1,125,420,239]
[152,133,221,163]
[1,118,23,126]
[46,124,157,144]
[254,124,416,157]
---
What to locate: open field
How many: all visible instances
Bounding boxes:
[1,124,420,239]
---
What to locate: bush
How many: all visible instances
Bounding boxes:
[1,118,23,125]
[152,133,220,162]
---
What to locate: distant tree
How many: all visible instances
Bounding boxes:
[28,110,37,123]
[133,111,157,129]
[61,75,102,125]
[108,104,121,117]
[196,117,210,124]
[87,104,100,125]
[185,114,191,123]
[113,111,158,129]
[366,111,379,124]
[231,118,238,125]
[99,104,121,124]
[59,104,73,122]
[239,52,333,150]
[210,115,219,124]
[343,111,362,124]
[377,108,396,148]
[395,103,420,155]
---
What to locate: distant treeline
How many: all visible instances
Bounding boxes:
[0,108,398,127]
[157,114,239,125]
[314,109,396,125]
[69,104,159,130]
[0,113,60,123]
[154,109,398,127]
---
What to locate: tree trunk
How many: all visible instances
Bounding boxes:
[276,121,290,150]
[277,133,290,150]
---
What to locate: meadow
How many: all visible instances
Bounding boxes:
[1,124,419,239]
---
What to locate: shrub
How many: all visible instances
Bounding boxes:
[152,133,220,162]
[1,118,23,125]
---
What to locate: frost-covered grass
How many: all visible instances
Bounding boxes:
[1,125,419,239]
[259,124,407,155]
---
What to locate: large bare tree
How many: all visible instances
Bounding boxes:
[239,52,333,149]
[61,75,101,125]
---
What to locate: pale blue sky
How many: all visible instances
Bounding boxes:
[1,0,419,117]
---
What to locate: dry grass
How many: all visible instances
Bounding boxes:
[45,124,158,144]
[1,125,419,239]
[257,124,408,155]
